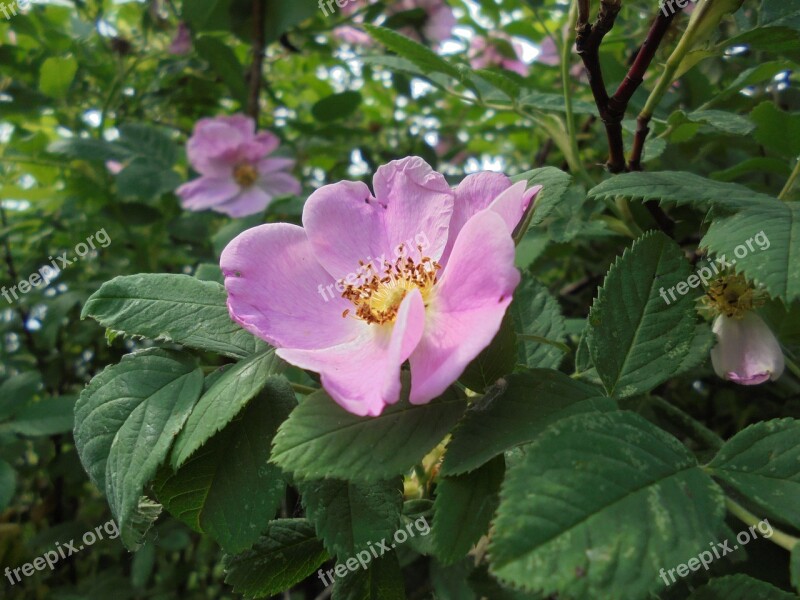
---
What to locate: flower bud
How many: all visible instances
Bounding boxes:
[711,312,785,385]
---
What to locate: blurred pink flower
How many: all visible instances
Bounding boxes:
[334,25,374,45]
[220,157,541,416]
[176,114,301,218]
[169,22,192,55]
[392,0,456,44]
[536,36,560,66]
[105,160,124,175]
[711,312,785,385]
[469,33,529,76]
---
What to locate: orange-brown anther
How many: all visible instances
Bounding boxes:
[233,163,259,187]
[341,253,440,325]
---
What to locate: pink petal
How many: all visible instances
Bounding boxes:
[487,181,542,236]
[176,176,239,211]
[221,223,363,349]
[409,210,520,404]
[371,156,454,261]
[258,171,302,198]
[217,186,273,218]
[278,289,426,416]
[711,313,785,386]
[303,158,454,280]
[257,157,295,174]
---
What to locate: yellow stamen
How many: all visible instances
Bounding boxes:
[703,273,765,319]
[233,163,258,187]
[341,252,439,325]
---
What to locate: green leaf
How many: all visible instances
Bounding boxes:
[587,231,698,398]
[440,371,615,477]
[171,349,287,468]
[82,274,266,359]
[332,551,406,600]
[431,456,504,565]
[0,459,15,512]
[472,69,521,101]
[154,385,294,553]
[587,171,774,211]
[791,545,800,594]
[117,124,178,166]
[271,380,466,482]
[8,395,76,436]
[74,348,204,549]
[312,92,363,122]
[682,109,755,135]
[489,411,726,599]
[298,478,403,560]
[518,90,596,115]
[364,25,462,81]
[701,202,800,303]
[0,372,42,421]
[707,418,800,529]
[511,167,572,228]
[751,101,800,158]
[223,519,328,598]
[39,56,78,98]
[510,277,567,370]
[687,574,797,599]
[195,36,249,106]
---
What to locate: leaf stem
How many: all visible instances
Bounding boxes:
[778,156,800,201]
[291,382,318,395]
[724,497,799,552]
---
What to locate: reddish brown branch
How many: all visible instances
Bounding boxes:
[576,0,681,173]
[247,0,266,120]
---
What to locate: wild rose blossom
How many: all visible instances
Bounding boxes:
[711,312,785,385]
[176,115,301,218]
[221,157,540,416]
[169,22,192,55]
[469,33,529,76]
[333,0,455,47]
[392,0,456,44]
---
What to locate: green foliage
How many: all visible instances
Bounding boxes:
[489,411,727,599]
[3,0,800,597]
[223,519,329,598]
[271,383,466,482]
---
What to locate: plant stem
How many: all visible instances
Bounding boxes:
[561,1,584,180]
[778,157,800,201]
[724,497,799,552]
[291,382,317,395]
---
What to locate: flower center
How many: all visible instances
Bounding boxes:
[703,273,765,319]
[233,163,259,187]
[341,255,440,325]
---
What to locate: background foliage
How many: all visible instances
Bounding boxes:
[1,0,800,598]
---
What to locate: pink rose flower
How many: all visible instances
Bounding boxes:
[334,25,375,46]
[221,157,540,416]
[469,33,529,76]
[169,22,192,56]
[711,312,785,385]
[536,36,561,66]
[392,0,456,44]
[176,115,301,218]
